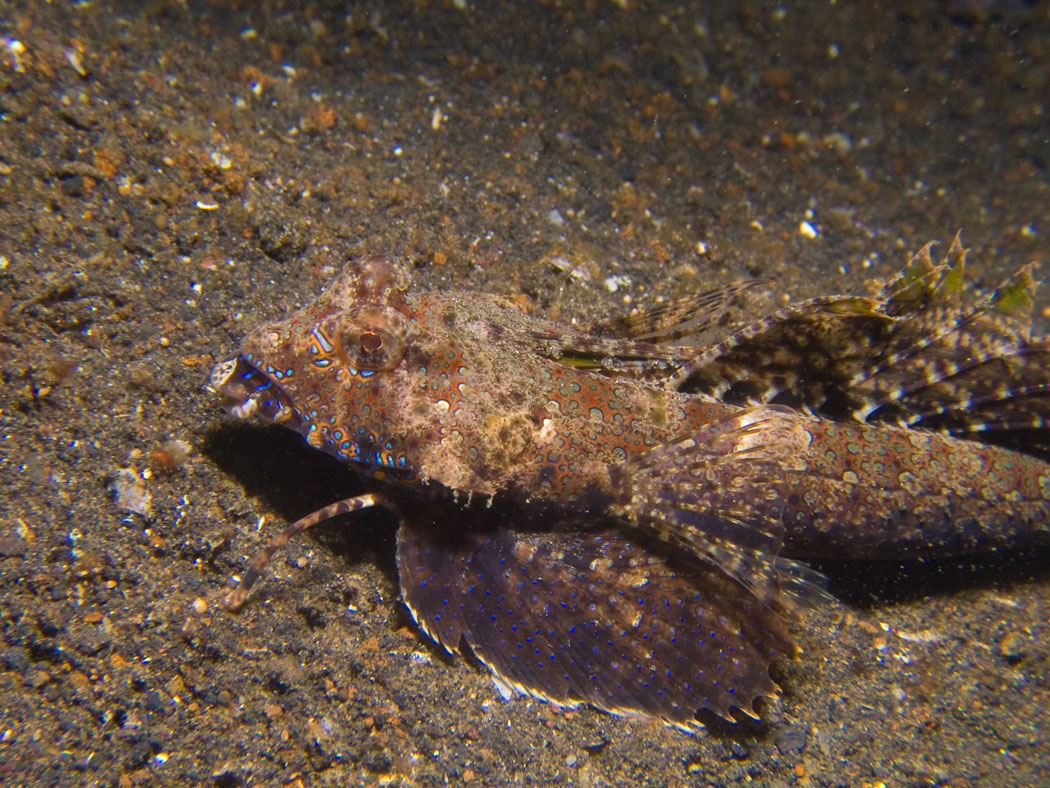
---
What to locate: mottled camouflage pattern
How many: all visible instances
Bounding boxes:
[212,238,1050,730]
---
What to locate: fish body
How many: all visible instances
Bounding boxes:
[213,240,1050,730]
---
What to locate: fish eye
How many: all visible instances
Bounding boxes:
[323,305,407,371]
[359,330,384,353]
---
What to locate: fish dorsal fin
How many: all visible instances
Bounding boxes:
[516,280,769,379]
[848,261,1044,433]
[669,294,891,407]
[591,279,769,343]
[883,233,966,312]
[669,235,1049,456]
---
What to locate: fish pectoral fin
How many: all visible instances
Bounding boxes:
[774,556,836,611]
[609,406,814,611]
[396,520,796,729]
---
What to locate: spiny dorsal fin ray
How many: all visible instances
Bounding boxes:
[397,517,801,728]
[516,279,771,377]
[608,406,815,612]
[591,279,769,343]
[525,329,695,369]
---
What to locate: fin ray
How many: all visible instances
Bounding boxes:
[669,235,1049,458]
[610,406,813,610]
[592,279,769,342]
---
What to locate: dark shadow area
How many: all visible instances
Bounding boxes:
[199,420,400,576]
[811,545,1050,609]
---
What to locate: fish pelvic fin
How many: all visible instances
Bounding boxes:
[607,406,818,613]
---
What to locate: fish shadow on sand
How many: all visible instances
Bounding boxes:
[814,547,1050,609]
[200,421,400,586]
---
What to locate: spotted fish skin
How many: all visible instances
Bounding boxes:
[212,242,1050,730]
[776,417,1050,558]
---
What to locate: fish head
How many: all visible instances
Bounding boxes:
[212,254,557,493]
[210,256,421,464]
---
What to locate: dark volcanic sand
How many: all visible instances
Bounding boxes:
[2,1,1049,785]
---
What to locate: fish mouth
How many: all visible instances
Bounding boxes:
[209,355,305,433]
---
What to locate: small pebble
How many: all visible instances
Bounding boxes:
[999,630,1029,663]
[775,726,808,754]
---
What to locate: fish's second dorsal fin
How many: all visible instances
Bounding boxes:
[670,235,1050,456]
[883,233,966,313]
[848,259,1045,437]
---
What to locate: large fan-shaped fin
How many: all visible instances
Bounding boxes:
[397,518,801,730]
